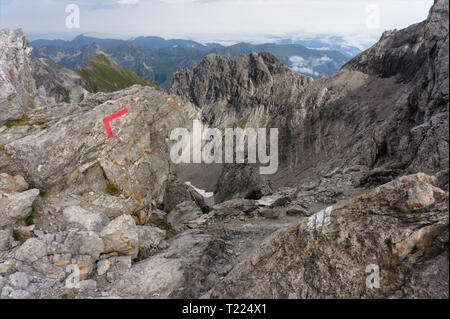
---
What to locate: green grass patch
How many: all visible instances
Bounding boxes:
[238,115,249,129]
[133,247,147,263]
[105,183,121,196]
[34,120,49,126]
[77,54,159,93]
[50,86,71,103]
[5,115,30,128]
[0,145,4,151]
[25,209,35,226]
[12,230,21,241]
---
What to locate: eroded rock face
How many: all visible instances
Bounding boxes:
[62,206,110,232]
[31,57,88,104]
[0,29,40,124]
[4,86,201,207]
[105,230,233,298]
[0,188,39,227]
[170,0,449,191]
[341,0,449,179]
[166,201,205,233]
[210,173,449,298]
[0,173,28,193]
[170,52,312,128]
[100,215,139,257]
[214,164,272,204]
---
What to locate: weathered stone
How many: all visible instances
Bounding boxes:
[4,85,201,208]
[0,29,41,124]
[62,206,109,232]
[258,208,280,219]
[257,194,290,207]
[166,201,203,232]
[106,230,232,298]
[64,230,104,260]
[9,272,29,289]
[210,174,449,298]
[0,173,28,193]
[285,204,310,216]
[162,177,213,214]
[97,259,110,276]
[6,289,31,299]
[105,256,132,283]
[100,215,139,258]
[15,238,47,264]
[0,189,39,227]
[79,279,97,291]
[0,229,12,251]
[137,225,166,256]
[212,198,258,218]
[147,209,167,228]
[214,164,272,204]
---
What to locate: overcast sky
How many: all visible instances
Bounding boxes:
[0,0,434,46]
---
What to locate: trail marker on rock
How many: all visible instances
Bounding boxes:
[103,108,129,138]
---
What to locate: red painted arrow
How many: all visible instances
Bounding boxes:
[103,108,129,138]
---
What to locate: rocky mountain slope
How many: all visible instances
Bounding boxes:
[0,0,448,299]
[32,36,351,89]
[34,43,109,71]
[171,0,449,194]
[75,54,158,93]
[209,42,348,78]
[0,29,49,124]
[31,58,89,104]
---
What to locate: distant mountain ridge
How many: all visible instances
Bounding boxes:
[30,34,224,52]
[210,42,348,78]
[76,54,158,93]
[31,34,354,89]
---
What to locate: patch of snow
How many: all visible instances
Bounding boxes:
[257,195,281,206]
[185,181,214,198]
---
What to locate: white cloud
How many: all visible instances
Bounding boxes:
[160,0,197,3]
[2,0,434,43]
[289,55,333,76]
[117,0,140,5]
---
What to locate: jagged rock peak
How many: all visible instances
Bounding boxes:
[170,51,312,109]
[0,28,45,124]
[343,0,449,81]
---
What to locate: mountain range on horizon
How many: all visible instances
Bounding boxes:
[30,33,357,89]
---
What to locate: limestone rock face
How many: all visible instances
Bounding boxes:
[31,57,89,104]
[214,164,272,204]
[210,173,449,299]
[166,201,205,233]
[0,188,40,227]
[170,0,449,191]
[4,86,201,206]
[100,215,139,257]
[62,206,110,232]
[170,52,312,128]
[0,173,28,193]
[0,29,40,124]
[106,230,232,298]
